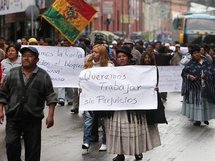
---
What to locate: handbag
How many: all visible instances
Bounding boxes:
[146,93,168,125]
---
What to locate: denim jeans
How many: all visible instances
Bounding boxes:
[83,111,106,145]
[72,88,79,110]
[101,123,106,144]
[83,111,94,145]
[58,87,73,103]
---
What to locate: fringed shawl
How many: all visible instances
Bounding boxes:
[181,58,215,104]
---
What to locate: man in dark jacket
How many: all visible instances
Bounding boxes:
[0,46,57,161]
[155,45,173,101]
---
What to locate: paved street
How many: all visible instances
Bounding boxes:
[1,92,215,161]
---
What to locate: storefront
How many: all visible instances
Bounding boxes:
[0,0,55,42]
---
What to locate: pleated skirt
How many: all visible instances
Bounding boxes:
[105,111,161,155]
[181,91,215,121]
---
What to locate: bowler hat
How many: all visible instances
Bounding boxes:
[116,46,133,59]
[20,47,39,57]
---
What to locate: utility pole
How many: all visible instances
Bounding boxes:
[187,0,191,13]
[121,0,124,35]
[128,0,130,37]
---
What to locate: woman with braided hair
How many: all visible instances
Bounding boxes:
[181,44,215,126]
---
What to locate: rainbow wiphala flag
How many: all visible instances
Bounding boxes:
[42,0,97,43]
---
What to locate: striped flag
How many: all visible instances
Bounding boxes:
[42,0,97,43]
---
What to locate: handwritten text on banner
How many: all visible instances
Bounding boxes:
[24,46,85,87]
[79,66,158,111]
[158,66,183,92]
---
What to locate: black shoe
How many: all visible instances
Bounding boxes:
[58,101,65,106]
[204,121,209,125]
[70,108,78,114]
[113,155,125,161]
[135,153,143,160]
[193,121,201,126]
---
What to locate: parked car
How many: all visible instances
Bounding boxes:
[129,32,146,42]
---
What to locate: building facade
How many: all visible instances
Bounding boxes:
[1,0,209,43]
[89,0,143,37]
[0,0,54,42]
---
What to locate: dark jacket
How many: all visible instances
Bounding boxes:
[0,66,57,119]
[155,52,173,66]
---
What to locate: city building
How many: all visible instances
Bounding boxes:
[0,0,213,43]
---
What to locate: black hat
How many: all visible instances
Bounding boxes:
[20,47,39,57]
[116,46,133,59]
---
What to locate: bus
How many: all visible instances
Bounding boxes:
[172,13,215,45]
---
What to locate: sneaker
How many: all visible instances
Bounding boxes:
[82,143,89,149]
[70,108,78,114]
[58,101,65,106]
[82,143,89,154]
[99,144,107,151]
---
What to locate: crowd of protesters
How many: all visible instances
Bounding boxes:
[0,34,215,161]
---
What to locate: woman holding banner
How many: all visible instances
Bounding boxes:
[82,44,114,153]
[181,44,215,126]
[104,46,166,161]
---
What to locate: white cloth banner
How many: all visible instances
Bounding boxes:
[158,66,183,92]
[169,46,189,55]
[23,46,85,88]
[79,66,158,111]
[20,46,183,91]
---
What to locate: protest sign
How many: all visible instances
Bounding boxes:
[158,66,183,92]
[79,66,158,111]
[23,45,85,87]
[170,46,189,56]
